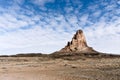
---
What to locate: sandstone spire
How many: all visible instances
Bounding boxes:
[59,29,96,53]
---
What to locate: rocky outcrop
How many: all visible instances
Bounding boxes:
[58,29,97,53]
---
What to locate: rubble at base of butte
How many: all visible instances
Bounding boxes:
[58,29,97,53]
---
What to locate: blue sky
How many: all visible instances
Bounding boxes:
[0,0,120,55]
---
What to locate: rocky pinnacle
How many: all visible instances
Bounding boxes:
[59,29,96,53]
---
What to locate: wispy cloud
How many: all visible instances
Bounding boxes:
[0,0,120,55]
[33,0,55,6]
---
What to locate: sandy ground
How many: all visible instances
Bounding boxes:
[0,57,120,80]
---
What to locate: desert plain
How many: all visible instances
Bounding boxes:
[0,56,120,80]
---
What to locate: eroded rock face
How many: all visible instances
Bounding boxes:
[59,30,96,53]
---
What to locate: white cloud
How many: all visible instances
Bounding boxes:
[80,14,89,22]
[0,14,29,30]
[64,6,74,13]
[32,0,55,6]
[0,9,73,55]
[92,10,101,17]
[0,25,73,55]
[117,0,120,4]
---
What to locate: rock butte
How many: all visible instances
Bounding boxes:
[58,29,97,53]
